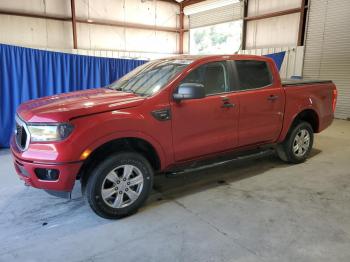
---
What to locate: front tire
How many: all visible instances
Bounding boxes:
[85,152,153,219]
[276,121,314,164]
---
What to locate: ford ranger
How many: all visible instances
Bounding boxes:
[11,55,337,219]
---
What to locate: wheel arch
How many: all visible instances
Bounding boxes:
[78,136,163,193]
[292,109,319,132]
[279,108,320,142]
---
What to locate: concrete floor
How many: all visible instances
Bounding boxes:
[0,119,350,262]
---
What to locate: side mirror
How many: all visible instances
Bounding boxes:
[173,83,205,101]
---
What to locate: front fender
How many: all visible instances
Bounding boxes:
[81,130,168,170]
[69,107,173,169]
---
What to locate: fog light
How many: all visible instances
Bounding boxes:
[35,168,59,181]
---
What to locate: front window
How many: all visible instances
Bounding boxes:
[180,61,229,95]
[108,59,193,96]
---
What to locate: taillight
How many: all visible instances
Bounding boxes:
[332,88,337,113]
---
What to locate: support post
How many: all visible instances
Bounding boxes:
[70,0,78,49]
[242,0,248,50]
[297,0,307,46]
[179,3,184,54]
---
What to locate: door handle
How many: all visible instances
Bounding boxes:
[222,103,234,108]
[221,100,235,108]
[221,96,235,108]
[267,95,279,101]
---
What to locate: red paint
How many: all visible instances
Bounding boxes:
[10,55,336,193]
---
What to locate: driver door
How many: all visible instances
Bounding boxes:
[171,61,239,162]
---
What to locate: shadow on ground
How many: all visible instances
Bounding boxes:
[148,148,321,206]
[1,148,322,225]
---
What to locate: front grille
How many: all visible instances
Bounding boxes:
[15,115,29,151]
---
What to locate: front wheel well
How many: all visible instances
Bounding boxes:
[78,137,161,193]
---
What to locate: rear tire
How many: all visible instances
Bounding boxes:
[276,121,314,164]
[85,152,153,219]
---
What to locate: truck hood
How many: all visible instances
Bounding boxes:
[17,88,145,123]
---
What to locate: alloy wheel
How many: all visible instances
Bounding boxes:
[101,164,144,208]
[292,129,310,157]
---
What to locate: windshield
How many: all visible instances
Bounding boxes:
[108,59,193,96]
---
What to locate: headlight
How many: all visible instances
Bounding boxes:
[28,123,74,142]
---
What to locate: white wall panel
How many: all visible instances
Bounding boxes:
[46,20,73,49]
[44,0,71,17]
[245,0,301,49]
[0,0,180,55]
[84,23,125,50]
[152,31,178,54]
[0,0,45,14]
[75,0,90,18]
[246,13,300,49]
[0,14,73,49]
[0,15,49,48]
[248,0,301,16]
[183,32,189,54]
[125,28,177,54]
[124,0,156,26]
[79,0,125,21]
[0,0,70,17]
[155,1,179,28]
[76,22,92,50]
[184,15,189,29]
[74,0,179,28]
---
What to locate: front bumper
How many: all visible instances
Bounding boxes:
[11,139,83,192]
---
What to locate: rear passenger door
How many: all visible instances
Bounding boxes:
[233,59,284,146]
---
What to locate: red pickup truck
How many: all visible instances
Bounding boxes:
[11,55,337,219]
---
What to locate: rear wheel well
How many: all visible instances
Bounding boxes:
[78,138,160,193]
[292,109,319,133]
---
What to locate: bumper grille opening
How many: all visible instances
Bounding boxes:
[35,168,60,181]
[15,163,30,177]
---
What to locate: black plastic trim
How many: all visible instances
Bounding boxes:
[151,108,171,121]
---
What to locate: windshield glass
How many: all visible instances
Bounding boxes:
[108,59,193,96]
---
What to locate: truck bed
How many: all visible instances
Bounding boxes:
[282,79,332,87]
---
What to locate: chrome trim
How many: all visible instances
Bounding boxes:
[15,114,30,151]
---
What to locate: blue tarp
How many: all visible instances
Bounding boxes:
[0,44,146,147]
[265,51,285,71]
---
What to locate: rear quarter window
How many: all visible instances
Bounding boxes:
[235,60,273,90]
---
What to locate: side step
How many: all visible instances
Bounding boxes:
[165,148,275,177]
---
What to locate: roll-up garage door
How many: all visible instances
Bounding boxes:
[187,1,243,29]
[303,0,350,119]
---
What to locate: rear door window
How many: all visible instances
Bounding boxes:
[235,60,273,90]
